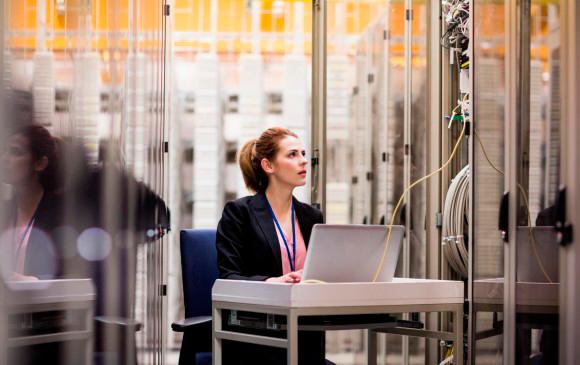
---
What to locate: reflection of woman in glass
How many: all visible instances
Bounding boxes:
[0,125,62,281]
[216,127,326,364]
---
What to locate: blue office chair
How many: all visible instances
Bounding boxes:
[172,229,336,365]
[172,229,218,365]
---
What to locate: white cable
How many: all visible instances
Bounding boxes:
[442,165,470,277]
[442,0,470,48]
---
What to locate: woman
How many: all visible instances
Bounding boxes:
[0,124,63,281]
[216,127,326,364]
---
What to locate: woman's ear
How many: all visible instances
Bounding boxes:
[34,156,49,173]
[261,158,274,174]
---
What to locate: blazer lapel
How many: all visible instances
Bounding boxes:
[293,197,316,249]
[251,193,282,271]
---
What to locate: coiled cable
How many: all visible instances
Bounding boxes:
[442,165,470,277]
[372,95,469,282]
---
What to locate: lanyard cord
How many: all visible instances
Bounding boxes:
[266,198,296,272]
[12,214,36,261]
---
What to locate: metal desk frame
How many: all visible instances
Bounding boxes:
[4,279,95,365]
[212,301,464,365]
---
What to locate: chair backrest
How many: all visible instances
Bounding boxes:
[179,229,219,319]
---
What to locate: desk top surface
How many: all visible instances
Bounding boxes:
[213,278,464,308]
[5,279,95,306]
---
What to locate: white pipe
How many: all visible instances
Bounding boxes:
[36,0,47,51]
[251,0,261,54]
[210,0,218,53]
[293,2,304,55]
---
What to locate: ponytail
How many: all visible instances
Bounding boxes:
[238,138,265,193]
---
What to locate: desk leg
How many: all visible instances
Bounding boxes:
[367,330,377,365]
[213,306,222,365]
[454,305,464,365]
[85,307,93,365]
[287,310,298,365]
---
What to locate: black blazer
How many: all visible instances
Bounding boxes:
[216,192,324,281]
[0,193,65,279]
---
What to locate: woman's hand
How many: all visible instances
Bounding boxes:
[266,270,303,284]
[9,272,39,281]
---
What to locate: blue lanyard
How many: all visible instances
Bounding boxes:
[266,198,296,272]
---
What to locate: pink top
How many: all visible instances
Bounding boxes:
[274,216,307,275]
[14,220,34,274]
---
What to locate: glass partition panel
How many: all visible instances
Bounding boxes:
[406,1,428,363]
[1,1,168,364]
[514,1,560,364]
[325,1,429,364]
[169,0,315,355]
[472,0,506,363]
[325,1,403,363]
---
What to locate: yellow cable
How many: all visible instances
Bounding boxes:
[373,113,468,282]
[303,96,470,285]
[300,279,327,284]
[474,130,553,283]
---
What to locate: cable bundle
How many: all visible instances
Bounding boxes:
[442,0,469,38]
[442,165,470,278]
[441,0,470,67]
[371,97,469,282]
[442,94,470,278]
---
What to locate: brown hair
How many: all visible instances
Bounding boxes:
[238,127,299,193]
[12,124,62,193]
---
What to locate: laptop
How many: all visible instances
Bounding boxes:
[301,224,405,283]
[516,226,559,283]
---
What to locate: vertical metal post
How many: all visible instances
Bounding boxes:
[402,1,413,364]
[213,306,222,365]
[454,305,464,365]
[367,329,378,365]
[466,0,475,363]
[560,0,580,364]
[85,306,94,365]
[0,5,5,365]
[504,0,520,363]
[518,1,531,213]
[287,310,298,365]
[425,0,443,363]
[161,0,172,362]
[311,0,327,213]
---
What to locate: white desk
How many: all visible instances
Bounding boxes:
[4,279,95,365]
[473,279,559,342]
[474,278,558,312]
[212,278,465,365]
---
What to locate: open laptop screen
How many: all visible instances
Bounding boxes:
[302,225,404,283]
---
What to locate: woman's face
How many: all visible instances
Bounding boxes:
[264,136,308,188]
[1,134,44,186]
